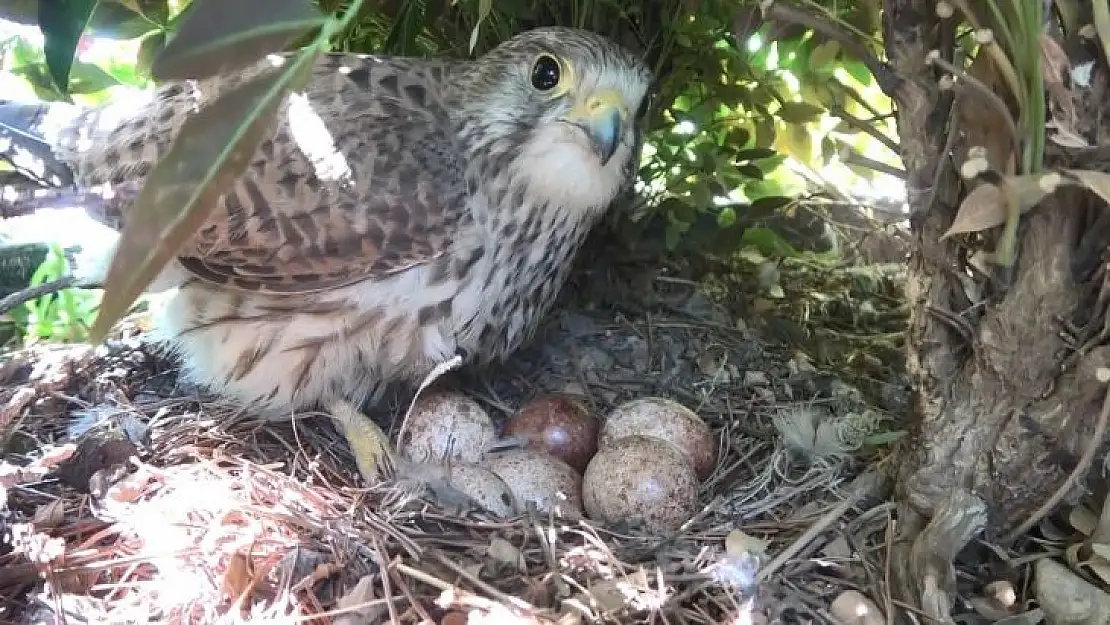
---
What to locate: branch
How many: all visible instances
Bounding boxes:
[828,104,901,154]
[761,0,902,97]
[839,149,907,179]
[0,183,135,229]
[0,276,87,317]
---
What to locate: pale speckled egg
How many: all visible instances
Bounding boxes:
[444,463,518,518]
[480,449,584,518]
[582,435,699,533]
[599,397,717,480]
[398,390,496,464]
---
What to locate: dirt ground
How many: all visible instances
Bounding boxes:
[0,222,916,624]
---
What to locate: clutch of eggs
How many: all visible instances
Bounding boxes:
[397,389,716,533]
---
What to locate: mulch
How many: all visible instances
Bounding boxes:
[0,249,908,625]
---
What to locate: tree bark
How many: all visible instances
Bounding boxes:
[883,0,1110,622]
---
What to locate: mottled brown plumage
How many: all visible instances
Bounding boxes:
[26,27,653,417]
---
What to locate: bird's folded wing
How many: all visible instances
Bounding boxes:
[56,53,473,294]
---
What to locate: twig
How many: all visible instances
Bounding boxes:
[927,54,1021,167]
[387,557,434,624]
[828,105,901,154]
[1002,381,1110,543]
[427,550,538,613]
[0,276,84,317]
[884,506,894,625]
[756,469,886,582]
[838,150,907,179]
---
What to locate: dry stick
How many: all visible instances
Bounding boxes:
[828,105,901,155]
[387,552,433,624]
[927,54,1022,166]
[883,507,895,625]
[838,150,907,180]
[1002,381,1110,543]
[428,550,538,614]
[0,276,82,317]
[756,469,885,583]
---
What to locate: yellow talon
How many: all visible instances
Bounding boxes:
[328,400,394,484]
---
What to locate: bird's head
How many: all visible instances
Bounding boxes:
[457,27,655,216]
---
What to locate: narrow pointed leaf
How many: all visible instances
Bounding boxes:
[90,52,318,341]
[941,173,1066,239]
[151,0,325,80]
[38,0,100,97]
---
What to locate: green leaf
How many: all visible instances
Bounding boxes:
[736,163,764,180]
[87,1,160,40]
[691,181,713,208]
[842,59,874,86]
[470,0,493,54]
[383,0,425,55]
[67,59,122,94]
[723,128,750,149]
[749,195,793,212]
[717,205,737,228]
[38,0,100,98]
[742,226,798,258]
[151,0,326,80]
[665,222,682,250]
[735,147,779,161]
[91,50,319,342]
[132,0,169,24]
[809,41,840,69]
[136,30,166,74]
[777,101,825,124]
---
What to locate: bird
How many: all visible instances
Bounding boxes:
[0,26,654,480]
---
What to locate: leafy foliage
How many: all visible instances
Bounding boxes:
[6,244,99,343]
[0,0,903,341]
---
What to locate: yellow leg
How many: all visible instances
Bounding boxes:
[327,399,394,484]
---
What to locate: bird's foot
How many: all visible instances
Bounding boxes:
[327,399,395,484]
[327,354,466,485]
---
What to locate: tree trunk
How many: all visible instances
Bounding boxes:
[882,1,1110,621]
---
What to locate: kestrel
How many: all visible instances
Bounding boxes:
[1,26,653,479]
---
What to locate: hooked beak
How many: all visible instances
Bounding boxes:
[563,89,627,166]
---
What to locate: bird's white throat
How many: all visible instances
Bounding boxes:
[513,122,630,217]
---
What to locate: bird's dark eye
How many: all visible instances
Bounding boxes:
[531,55,561,91]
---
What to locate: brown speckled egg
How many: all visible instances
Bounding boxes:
[504,395,599,472]
[582,435,698,533]
[600,397,717,480]
[398,390,496,464]
[444,463,518,518]
[481,449,584,518]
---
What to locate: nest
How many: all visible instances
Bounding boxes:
[0,268,905,625]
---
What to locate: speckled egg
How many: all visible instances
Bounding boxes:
[599,397,717,480]
[444,463,518,518]
[481,449,584,518]
[398,390,496,464]
[504,395,599,472]
[582,435,699,533]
